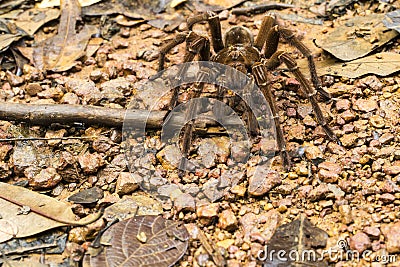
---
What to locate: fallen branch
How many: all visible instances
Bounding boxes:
[0,102,243,132]
[0,102,164,128]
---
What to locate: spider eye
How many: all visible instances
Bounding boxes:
[224,26,254,46]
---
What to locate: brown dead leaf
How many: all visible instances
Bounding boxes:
[0,182,102,242]
[0,33,22,52]
[0,0,24,15]
[1,261,49,267]
[82,0,166,19]
[262,215,328,266]
[88,215,189,267]
[0,219,17,243]
[194,0,246,11]
[315,14,398,61]
[86,37,103,58]
[313,52,400,78]
[170,0,186,8]
[33,0,93,72]
[384,9,400,33]
[202,0,244,8]
[15,8,60,36]
[37,0,101,8]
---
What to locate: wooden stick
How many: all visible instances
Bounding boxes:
[0,102,242,131]
[0,102,164,128]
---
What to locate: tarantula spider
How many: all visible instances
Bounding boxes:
[158,11,337,172]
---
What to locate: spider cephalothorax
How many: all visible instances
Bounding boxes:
[158,11,337,173]
[213,26,260,73]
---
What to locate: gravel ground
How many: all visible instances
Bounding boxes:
[1,1,400,266]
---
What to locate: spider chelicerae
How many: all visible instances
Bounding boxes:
[157,11,338,173]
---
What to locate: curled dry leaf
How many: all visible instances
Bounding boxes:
[0,182,102,242]
[89,215,189,267]
[312,52,400,78]
[33,0,94,72]
[170,0,186,8]
[315,14,398,61]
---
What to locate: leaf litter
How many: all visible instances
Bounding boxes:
[314,52,400,78]
[33,0,96,72]
[383,9,400,33]
[0,182,102,242]
[1,1,400,266]
[263,215,328,266]
[315,13,398,61]
[14,8,60,36]
[87,215,189,267]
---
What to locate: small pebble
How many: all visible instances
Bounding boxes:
[353,98,378,112]
[381,221,400,253]
[218,210,238,231]
[349,232,371,253]
[29,167,62,190]
[115,172,139,196]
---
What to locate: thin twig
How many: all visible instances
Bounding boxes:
[0,136,96,142]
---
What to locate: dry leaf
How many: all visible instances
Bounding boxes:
[170,0,186,8]
[82,0,166,19]
[15,8,60,36]
[383,9,400,33]
[0,260,49,267]
[86,37,103,57]
[37,0,102,8]
[262,215,328,266]
[33,0,93,72]
[197,0,245,10]
[0,182,102,242]
[0,0,24,15]
[313,52,400,78]
[0,33,21,52]
[315,14,398,61]
[0,219,17,243]
[88,215,189,267]
[0,229,67,258]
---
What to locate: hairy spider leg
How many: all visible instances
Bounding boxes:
[253,62,291,170]
[263,50,337,142]
[159,32,210,124]
[178,67,211,177]
[257,14,331,100]
[187,11,224,53]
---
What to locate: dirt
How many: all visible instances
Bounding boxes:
[1,0,400,266]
